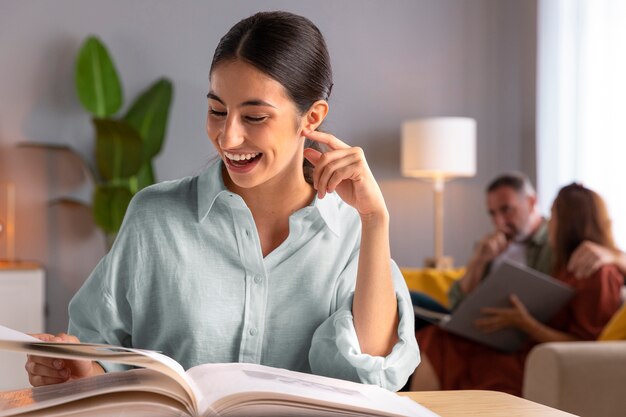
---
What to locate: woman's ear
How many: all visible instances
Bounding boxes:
[302,100,329,132]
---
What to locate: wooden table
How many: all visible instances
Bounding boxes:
[400,390,578,416]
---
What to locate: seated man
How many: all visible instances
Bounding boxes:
[411,172,626,317]
[449,173,552,309]
[410,174,626,395]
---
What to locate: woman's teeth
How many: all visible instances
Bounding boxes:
[224,151,261,161]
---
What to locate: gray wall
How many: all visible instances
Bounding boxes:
[0,0,537,333]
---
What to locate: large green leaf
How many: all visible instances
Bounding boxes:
[124,162,155,195]
[93,118,143,180]
[92,184,133,234]
[75,36,123,117]
[135,161,155,191]
[124,78,173,160]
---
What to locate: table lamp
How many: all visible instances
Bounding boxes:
[401,117,476,269]
[0,182,16,263]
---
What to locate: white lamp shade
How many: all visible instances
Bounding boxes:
[401,117,476,179]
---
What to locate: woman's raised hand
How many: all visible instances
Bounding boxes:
[302,129,387,219]
[25,333,100,386]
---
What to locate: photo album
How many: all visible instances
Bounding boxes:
[414,260,574,352]
[0,325,437,417]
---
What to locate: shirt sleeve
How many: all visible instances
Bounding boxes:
[308,256,420,391]
[565,265,624,340]
[67,212,142,373]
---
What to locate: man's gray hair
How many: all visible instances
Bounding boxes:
[486,172,536,197]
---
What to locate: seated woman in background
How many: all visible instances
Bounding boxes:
[410,182,624,396]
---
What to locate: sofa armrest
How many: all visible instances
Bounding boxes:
[523,341,626,417]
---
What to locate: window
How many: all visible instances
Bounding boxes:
[537,0,626,247]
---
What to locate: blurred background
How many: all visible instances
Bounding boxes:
[0,0,623,334]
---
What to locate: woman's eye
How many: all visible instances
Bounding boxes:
[245,115,268,123]
[209,108,227,117]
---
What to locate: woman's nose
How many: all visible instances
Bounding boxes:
[220,116,245,148]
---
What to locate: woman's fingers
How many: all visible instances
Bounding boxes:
[28,354,65,370]
[474,317,504,333]
[29,374,68,387]
[303,148,322,166]
[302,128,350,150]
[24,333,90,387]
[509,294,525,310]
[316,152,361,197]
[26,360,69,379]
[26,355,70,386]
[304,147,359,195]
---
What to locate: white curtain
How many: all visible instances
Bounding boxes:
[537,0,626,248]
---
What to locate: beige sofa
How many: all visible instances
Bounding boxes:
[523,341,626,417]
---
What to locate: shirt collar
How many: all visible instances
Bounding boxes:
[529,218,549,247]
[197,159,342,236]
[312,193,341,236]
[197,158,229,222]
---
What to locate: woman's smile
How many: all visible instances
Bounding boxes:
[223,151,263,173]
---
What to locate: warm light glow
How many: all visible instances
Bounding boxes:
[0,182,16,261]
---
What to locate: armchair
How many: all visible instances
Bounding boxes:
[523,341,626,417]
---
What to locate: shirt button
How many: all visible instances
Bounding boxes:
[245,230,250,237]
[254,275,262,284]
[249,328,258,336]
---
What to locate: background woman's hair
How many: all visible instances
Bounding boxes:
[552,183,616,271]
[210,11,333,184]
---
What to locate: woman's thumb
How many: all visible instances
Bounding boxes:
[303,148,322,166]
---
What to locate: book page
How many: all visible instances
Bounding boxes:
[0,325,199,414]
[188,363,438,417]
[9,392,190,417]
[412,306,449,324]
[0,369,192,416]
[0,326,40,343]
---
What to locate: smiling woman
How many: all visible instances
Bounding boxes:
[23,11,419,392]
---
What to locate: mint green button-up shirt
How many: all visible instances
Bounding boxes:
[68,159,419,391]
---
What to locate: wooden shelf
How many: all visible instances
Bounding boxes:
[0,260,41,270]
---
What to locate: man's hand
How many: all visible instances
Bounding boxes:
[459,231,509,295]
[474,231,509,265]
[568,240,618,279]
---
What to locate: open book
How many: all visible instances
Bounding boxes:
[414,260,575,352]
[0,326,437,417]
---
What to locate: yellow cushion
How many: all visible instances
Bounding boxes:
[599,303,626,341]
[400,267,466,308]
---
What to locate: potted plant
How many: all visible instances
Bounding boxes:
[22,36,173,249]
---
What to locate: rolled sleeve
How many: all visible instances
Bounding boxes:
[309,260,420,391]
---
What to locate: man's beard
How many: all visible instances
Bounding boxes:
[508,224,533,243]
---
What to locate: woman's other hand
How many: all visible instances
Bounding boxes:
[568,240,618,278]
[475,294,536,333]
[302,129,387,219]
[25,333,102,386]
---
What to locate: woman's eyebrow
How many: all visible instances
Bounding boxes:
[207,92,224,104]
[207,92,276,108]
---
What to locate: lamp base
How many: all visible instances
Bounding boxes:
[423,256,454,270]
